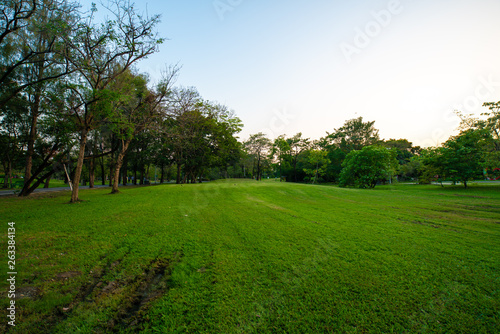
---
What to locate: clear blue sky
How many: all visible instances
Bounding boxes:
[82,0,500,147]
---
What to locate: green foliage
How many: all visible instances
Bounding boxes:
[339,145,398,188]
[380,138,419,164]
[244,133,272,180]
[317,117,381,183]
[323,147,346,182]
[302,149,330,183]
[270,135,292,179]
[422,129,489,187]
[443,129,489,186]
[323,117,380,153]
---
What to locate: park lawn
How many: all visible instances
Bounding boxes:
[0,180,499,333]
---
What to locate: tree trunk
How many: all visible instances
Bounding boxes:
[176,163,181,184]
[89,156,95,188]
[71,130,88,203]
[100,156,105,185]
[44,174,51,188]
[19,144,58,196]
[160,163,165,184]
[25,169,56,195]
[293,156,298,182]
[4,160,12,188]
[108,158,114,187]
[23,93,41,190]
[122,153,128,186]
[111,140,131,194]
[257,156,261,181]
[2,166,8,188]
[89,136,97,188]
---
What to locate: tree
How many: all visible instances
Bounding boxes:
[455,103,499,183]
[204,103,243,178]
[163,88,242,183]
[244,132,271,181]
[18,84,77,195]
[319,117,380,183]
[480,102,500,174]
[107,66,178,193]
[380,139,420,181]
[17,0,79,196]
[287,133,309,182]
[0,0,78,109]
[270,135,291,181]
[339,145,398,188]
[0,95,27,188]
[324,117,380,153]
[165,87,203,184]
[62,0,163,202]
[303,149,330,184]
[0,1,37,45]
[418,148,445,185]
[439,129,489,188]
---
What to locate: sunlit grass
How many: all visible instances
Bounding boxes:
[0,181,499,333]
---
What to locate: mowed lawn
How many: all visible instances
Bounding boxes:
[0,180,499,333]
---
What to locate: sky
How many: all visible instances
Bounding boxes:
[82,0,500,147]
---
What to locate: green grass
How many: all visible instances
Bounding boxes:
[0,180,499,333]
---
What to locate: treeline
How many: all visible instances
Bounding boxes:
[0,0,242,202]
[242,106,500,188]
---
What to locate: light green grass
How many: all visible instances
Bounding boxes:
[0,181,499,333]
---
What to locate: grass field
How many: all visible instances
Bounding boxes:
[0,180,499,333]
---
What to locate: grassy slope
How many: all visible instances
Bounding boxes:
[0,181,499,333]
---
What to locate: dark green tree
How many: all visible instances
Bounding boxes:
[303,149,330,184]
[339,145,398,188]
[439,129,489,188]
[287,133,310,182]
[244,132,271,181]
[270,135,291,181]
[62,0,163,202]
[324,117,380,153]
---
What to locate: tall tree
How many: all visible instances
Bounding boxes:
[165,87,203,184]
[287,132,310,182]
[18,0,79,195]
[244,132,271,181]
[62,0,163,202]
[107,66,178,193]
[324,117,380,153]
[303,149,330,184]
[456,102,500,179]
[270,135,291,181]
[440,129,489,188]
[0,94,27,188]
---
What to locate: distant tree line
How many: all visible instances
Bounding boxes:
[242,105,500,189]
